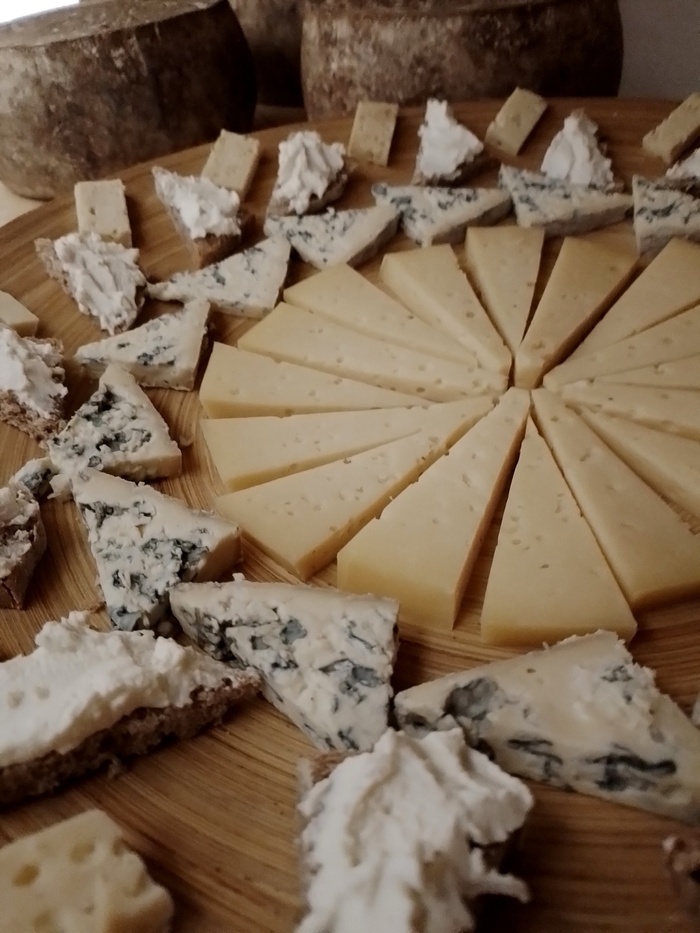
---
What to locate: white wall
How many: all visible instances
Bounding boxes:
[619,0,700,98]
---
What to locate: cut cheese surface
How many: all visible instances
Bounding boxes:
[514,237,636,389]
[0,292,39,337]
[238,303,506,402]
[598,354,700,390]
[379,245,512,374]
[465,226,544,355]
[336,388,529,629]
[480,419,636,645]
[199,343,427,418]
[532,389,700,608]
[215,399,486,580]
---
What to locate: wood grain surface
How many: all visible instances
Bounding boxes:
[0,99,698,933]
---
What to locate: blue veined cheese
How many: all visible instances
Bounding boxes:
[371,182,511,246]
[395,631,700,823]
[666,147,700,195]
[263,206,399,270]
[499,166,632,237]
[632,175,700,256]
[73,299,210,390]
[10,457,57,501]
[72,469,240,632]
[147,238,290,317]
[170,577,398,751]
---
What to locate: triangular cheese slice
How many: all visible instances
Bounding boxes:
[215,399,488,580]
[514,238,636,388]
[170,578,398,751]
[283,264,472,365]
[336,388,529,630]
[203,398,493,491]
[633,175,700,256]
[238,303,506,401]
[72,469,240,631]
[532,389,700,608]
[499,166,632,237]
[480,419,636,646]
[147,238,290,316]
[74,300,209,390]
[263,206,398,269]
[598,354,700,390]
[371,183,511,246]
[465,226,544,355]
[379,245,512,374]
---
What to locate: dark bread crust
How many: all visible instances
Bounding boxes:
[0,489,46,609]
[0,334,66,440]
[413,151,497,186]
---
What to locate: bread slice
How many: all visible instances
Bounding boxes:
[267,130,350,218]
[0,483,46,609]
[0,328,66,440]
[663,834,700,926]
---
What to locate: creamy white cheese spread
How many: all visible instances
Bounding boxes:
[0,326,66,418]
[271,130,346,215]
[416,99,484,181]
[0,485,37,578]
[541,110,616,190]
[667,148,700,182]
[153,166,242,240]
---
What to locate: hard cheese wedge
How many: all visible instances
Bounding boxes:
[170,578,398,751]
[0,291,39,337]
[480,419,636,645]
[394,631,700,823]
[465,226,544,355]
[199,344,427,418]
[598,354,700,390]
[215,398,489,580]
[379,245,511,374]
[532,389,700,608]
[238,303,506,402]
[633,175,700,256]
[336,388,529,629]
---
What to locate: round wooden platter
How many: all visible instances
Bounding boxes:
[1,99,699,932]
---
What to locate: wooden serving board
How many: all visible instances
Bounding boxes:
[1,99,699,932]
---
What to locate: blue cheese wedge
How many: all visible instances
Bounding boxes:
[72,469,240,632]
[73,299,210,390]
[170,577,398,751]
[264,206,399,269]
[395,631,700,823]
[499,166,632,237]
[10,457,57,501]
[147,238,290,316]
[666,147,700,195]
[372,182,511,246]
[632,175,700,256]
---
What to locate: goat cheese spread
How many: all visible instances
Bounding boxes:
[541,110,616,191]
[416,99,484,181]
[0,327,66,418]
[271,131,346,215]
[153,166,242,240]
[0,485,37,577]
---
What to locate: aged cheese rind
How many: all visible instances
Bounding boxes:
[632,175,700,256]
[643,94,700,163]
[201,130,261,197]
[0,291,39,337]
[347,101,398,166]
[74,179,132,247]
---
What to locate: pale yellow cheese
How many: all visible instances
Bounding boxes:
[215,398,486,580]
[347,101,398,166]
[514,237,636,388]
[465,226,544,355]
[238,303,506,402]
[74,179,132,247]
[379,245,511,374]
[199,343,428,418]
[480,419,636,646]
[336,388,529,629]
[643,93,700,163]
[598,354,700,390]
[0,291,39,337]
[201,130,261,197]
[532,389,700,608]
[484,88,548,156]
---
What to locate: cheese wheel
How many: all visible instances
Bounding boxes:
[229,0,303,105]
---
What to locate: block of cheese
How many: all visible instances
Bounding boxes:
[598,354,700,390]
[532,389,700,608]
[201,129,261,197]
[284,264,474,365]
[238,303,506,402]
[465,226,544,355]
[0,292,38,337]
[215,398,489,579]
[379,246,512,374]
[198,343,428,418]
[572,238,700,358]
[514,237,636,388]
[337,388,529,629]
[347,101,398,165]
[633,175,700,256]
[643,93,700,163]
[485,88,548,155]
[480,419,636,646]
[394,631,700,823]
[74,179,132,247]
[0,809,174,933]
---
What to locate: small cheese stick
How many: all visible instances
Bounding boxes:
[347,101,399,166]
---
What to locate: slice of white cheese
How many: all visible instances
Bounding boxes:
[379,245,512,374]
[263,206,399,269]
[237,303,506,402]
[201,129,261,197]
[597,354,700,390]
[147,237,290,316]
[215,398,490,580]
[336,388,529,630]
[465,226,544,355]
[514,237,636,388]
[499,166,632,237]
[485,87,547,156]
[284,264,474,365]
[198,343,429,418]
[394,630,700,823]
[372,183,511,246]
[74,179,132,247]
[532,388,700,608]
[642,93,700,163]
[170,578,398,751]
[480,419,636,646]
[74,299,210,390]
[632,175,700,256]
[72,469,241,631]
[0,291,39,337]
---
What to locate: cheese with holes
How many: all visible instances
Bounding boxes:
[74,179,132,247]
[0,292,39,337]
[485,88,547,156]
[633,175,700,256]
[201,130,261,197]
[643,93,700,163]
[347,101,398,166]
[598,355,700,390]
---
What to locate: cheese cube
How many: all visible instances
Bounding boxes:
[201,129,261,197]
[485,88,548,156]
[643,93,700,164]
[74,179,132,247]
[347,101,399,166]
